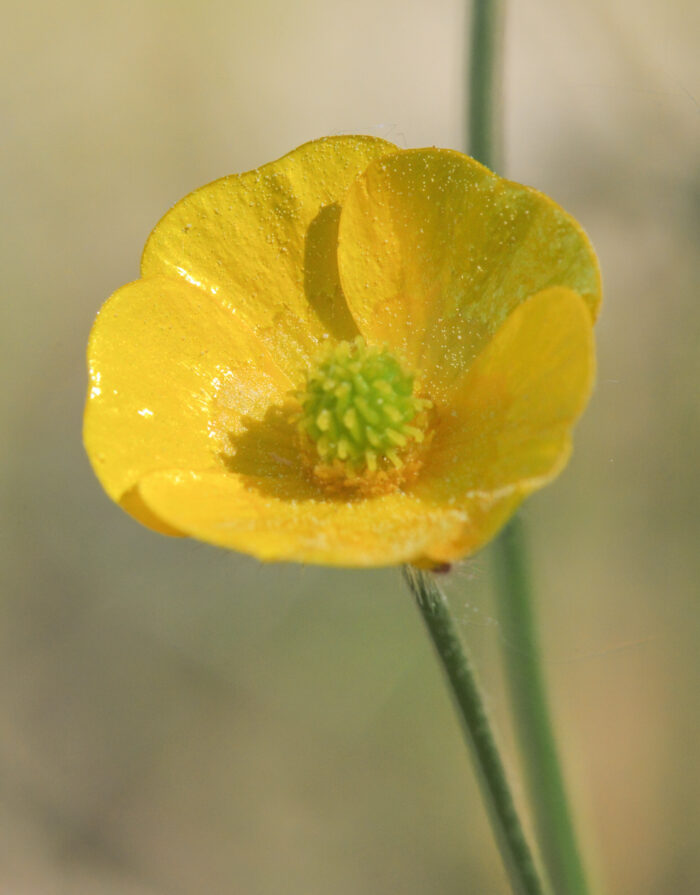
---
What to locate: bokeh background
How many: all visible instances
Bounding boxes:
[2,0,698,892]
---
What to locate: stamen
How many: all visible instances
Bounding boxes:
[383,405,403,423]
[386,429,407,447]
[386,449,402,469]
[297,337,431,484]
[355,396,381,425]
[316,409,331,432]
[365,427,380,447]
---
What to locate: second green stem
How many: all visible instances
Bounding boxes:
[468,0,504,169]
[494,517,591,895]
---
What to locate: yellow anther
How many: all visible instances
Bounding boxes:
[353,374,370,395]
[404,425,425,443]
[365,427,380,447]
[383,405,403,423]
[316,409,332,431]
[355,396,380,425]
[343,408,362,441]
[386,429,407,447]
[386,449,403,469]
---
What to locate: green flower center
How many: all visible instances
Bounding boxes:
[298,337,430,474]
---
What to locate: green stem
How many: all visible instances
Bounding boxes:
[494,517,591,895]
[467,0,590,889]
[468,0,504,169]
[404,566,547,895]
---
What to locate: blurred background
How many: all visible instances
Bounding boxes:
[2,0,698,892]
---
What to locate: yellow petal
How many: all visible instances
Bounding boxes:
[418,287,595,502]
[136,468,518,567]
[338,148,601,395]
[84,275,291,531]
[141,135,399,374]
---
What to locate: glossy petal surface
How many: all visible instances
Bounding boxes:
[338,149,601,395]
[136,468,518,567]
[420,287,594,501]
[142,135,398,375]
[84,275,291,529]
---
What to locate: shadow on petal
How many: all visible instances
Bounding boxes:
[119,483,185,536]
[219,402,329,501]
[304,202,359,343]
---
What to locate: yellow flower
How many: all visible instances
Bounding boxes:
[84,136,601,567]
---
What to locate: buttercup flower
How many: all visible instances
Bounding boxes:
[84,136,601,567]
